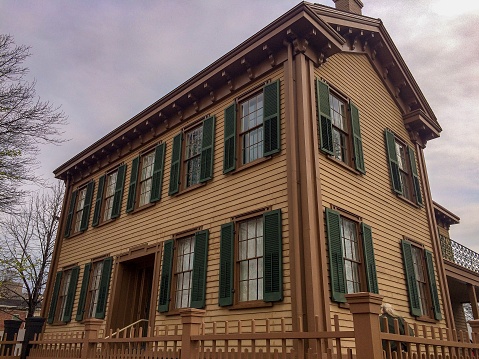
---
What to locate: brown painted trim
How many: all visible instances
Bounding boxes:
[444,262,479,287]
[40,176,72,318]
[416,143,454,330]
[468,284,479,320]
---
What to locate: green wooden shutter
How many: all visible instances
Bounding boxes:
[200,116,216,182]
[425,250,442,320]
[111,164,126,218]
[191,230,209,309]
[150,143,166,202]
[263,80,281,156]
[158,240,174,312]
[168,133,182,196]
[126,156,140,212]
[316,79,333,155]
[76,263,91,321]
[95,256,113,319]
[263,209,283,302]
[47,271,63,324]
[62,266,79,322]
[326,208,346,303]
[219,222,234,306]
[408,145,423,206]
[401,240,422,317]
[350,102,365,174]
[361,223,378,294]
[223,103,236,173]
[80,182,95,231]
[384,130,403,194]
[92,175,105,227]
[64,190,77,238]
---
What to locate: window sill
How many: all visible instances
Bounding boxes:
[414,315,437,324]
[65,230,85,240]
[49,322,68,326]
[171,182,207,197]
[128,201,156,215]
[227,156,272,175]
[396,194,420,208]
[93,218,116,229]
[326,154,362,176]
[228,301,273,310]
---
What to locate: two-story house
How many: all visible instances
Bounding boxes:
[42,0,465,346]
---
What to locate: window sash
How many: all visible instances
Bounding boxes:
[139,152,155,206]
[329,93,350,164]
[174,236,195,309]
[86,262,104,318]
[340,217,361,294]
[184,126,203,188]
[73,188,87,233]
[57,270,72,321]
[103,171,118,221]
[239,92,264,165]
[411,246,431,317]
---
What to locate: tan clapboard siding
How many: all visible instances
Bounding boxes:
[316,52,444,329]
[51,68,291,332]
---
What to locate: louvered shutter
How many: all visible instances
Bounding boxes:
[168,134,182,196]
[92,175,105,227]
[326,208,346,303]
[47,271,63,324]
[158,240,174,312]
[263,80,281,156]
[408,145,423,206]
[219,222,234,306]
[76,263,91,321]
[200,116,216,182]
[316,79,333,155]
[385,130,403,194]
[425,250,442,320]
[64,190,77,238]
[126,156,140,212]
[350,102,365,173]
[263,209,282,302]
[150,143,166,202]
[191,230,209,308]
[361,223,378,294]
[80,182,95,231]
[223,103,236,173]
[95,257,113,319]
[111,164,126,218]
[62,266,79,322]
[401,240,422,317]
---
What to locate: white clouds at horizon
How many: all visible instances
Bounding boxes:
[1,0,477,250]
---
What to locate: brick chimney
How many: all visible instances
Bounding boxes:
[332,0,363,15]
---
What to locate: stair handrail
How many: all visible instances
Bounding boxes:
[104,318,149,339]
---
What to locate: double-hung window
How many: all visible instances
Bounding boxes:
[223,80,281,173]
[64,181,95,238]
[384,130,423,205]
[76,257,113,321]
[325,208,378,303]
[401,240,441,320]
[126,143,166,212]
[92,165,126,227]
[316,79,365,173]
[168,116,215,195]
[218,209,282,307]
[47,266,80,324]
[157,230,209,312]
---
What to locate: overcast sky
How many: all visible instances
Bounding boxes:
[1,1,478,251]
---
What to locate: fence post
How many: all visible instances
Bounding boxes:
[469,319,479,342]
[81,318,102,359]
[180,308,205,359]
[346,292,384,359]
[21,317,46,359]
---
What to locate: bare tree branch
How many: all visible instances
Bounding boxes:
[0,182,64,317]
[0,34,67,213]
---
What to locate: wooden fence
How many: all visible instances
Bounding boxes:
[0,332,22,359]
[19,293,479,359]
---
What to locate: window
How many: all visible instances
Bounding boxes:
[316,79,365,173]
[92,165,126,227]
[76,257,113,321]
[126,143,166,212]
[64,181,94,238]
[223,80,281,173]
[384,130,423,205]
[325,208,378,303]
[47,267,80,324]
[168,116,215,195]
[218,209,282,307]
[157,230,209,313]
[402,240,441,320]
